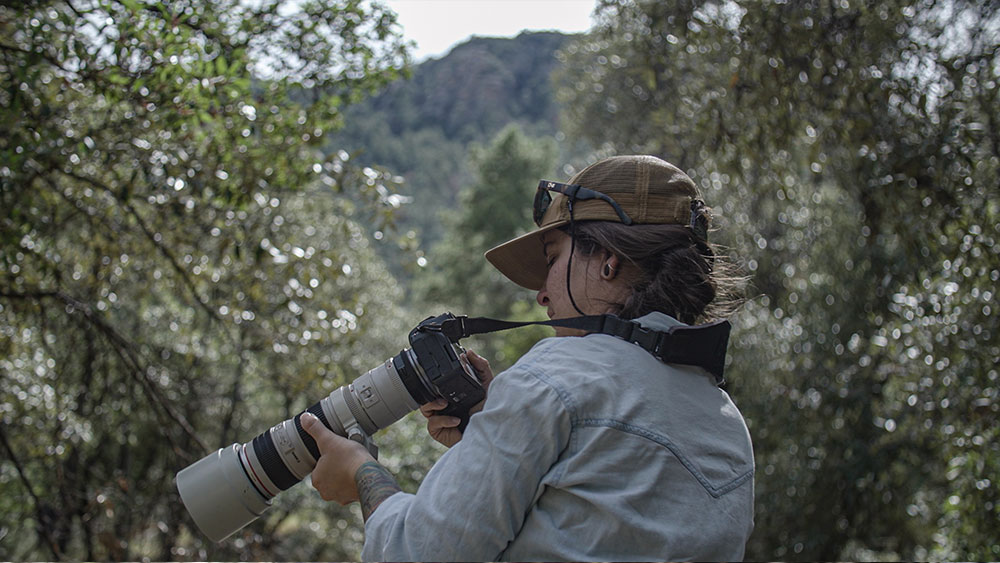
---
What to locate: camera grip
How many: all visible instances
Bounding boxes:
[435,401,474,434]
[456,411,471,433]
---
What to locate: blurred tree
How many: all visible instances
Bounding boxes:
[0,0,415,560]
[557,0,999,559]
[413,125,557,369]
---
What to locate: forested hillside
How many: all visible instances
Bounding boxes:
[329,31,574,250]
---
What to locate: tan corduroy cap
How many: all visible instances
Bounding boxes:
[485,155,703,290]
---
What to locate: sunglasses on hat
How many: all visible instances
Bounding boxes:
[533,180,633,227]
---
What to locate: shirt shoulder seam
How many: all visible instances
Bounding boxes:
[510,362,578,488]
[514,341,582,423]
[519,364,579,423]
[576,417,754,498]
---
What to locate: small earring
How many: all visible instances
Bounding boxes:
[603,264,614,277]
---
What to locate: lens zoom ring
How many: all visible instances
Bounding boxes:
[252,432,299,492]
[387,368,415,416]
[344,388,373,434]
[295,407,324,460]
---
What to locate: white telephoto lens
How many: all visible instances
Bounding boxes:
[175,444,272,542]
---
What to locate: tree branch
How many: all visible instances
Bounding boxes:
[0,289,207,457]
[56,168,228,330]
[0,424,63,559]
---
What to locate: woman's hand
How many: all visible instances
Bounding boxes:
[419,350,494,448]
[300,412,375,505]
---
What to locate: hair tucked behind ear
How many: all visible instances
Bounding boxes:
[569,221,746,325]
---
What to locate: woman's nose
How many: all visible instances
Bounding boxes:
[536,287,549,307]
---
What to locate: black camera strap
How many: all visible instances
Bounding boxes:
[426,315,732,387]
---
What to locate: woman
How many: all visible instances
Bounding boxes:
[302,155,754,561]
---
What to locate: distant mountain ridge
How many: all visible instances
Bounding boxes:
[329,31,576,250]
[368,31,570,141]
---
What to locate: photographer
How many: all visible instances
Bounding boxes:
[302,155,755,561]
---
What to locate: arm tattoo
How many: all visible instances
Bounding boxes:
[354,461,401,522]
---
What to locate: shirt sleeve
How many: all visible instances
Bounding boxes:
[360,353,572,562]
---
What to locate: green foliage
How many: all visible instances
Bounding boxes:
[0,0,412,560]
[413,125,557,368]
[557,0,999,559]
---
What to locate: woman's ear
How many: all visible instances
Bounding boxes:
[601,253,621,280]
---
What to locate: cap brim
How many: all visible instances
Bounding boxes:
[484,219,568,291]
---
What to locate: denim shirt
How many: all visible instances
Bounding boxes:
[362,312,754,562]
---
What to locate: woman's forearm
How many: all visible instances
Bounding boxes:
[354,461,402,521]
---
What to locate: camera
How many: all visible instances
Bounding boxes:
[175,313,485,542]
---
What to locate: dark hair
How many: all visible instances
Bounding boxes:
[567,221,746,325]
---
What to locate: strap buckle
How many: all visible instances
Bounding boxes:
[627,323,659,352]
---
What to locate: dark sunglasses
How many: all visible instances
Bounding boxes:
[533,180,633,227]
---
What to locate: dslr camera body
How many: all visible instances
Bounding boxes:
[175,313,484,542]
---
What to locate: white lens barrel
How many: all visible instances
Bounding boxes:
[175,444,272,542]
[350,359,421,430]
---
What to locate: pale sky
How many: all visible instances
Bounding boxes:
[381,0,598,61]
